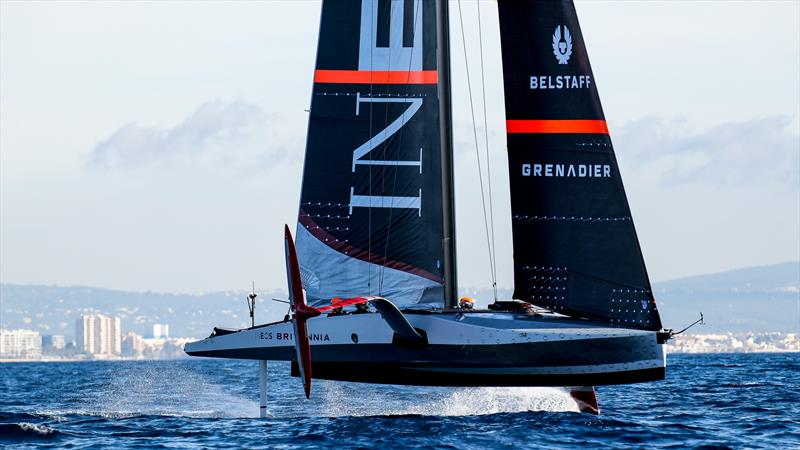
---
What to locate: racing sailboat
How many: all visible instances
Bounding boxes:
[185,0,670,415]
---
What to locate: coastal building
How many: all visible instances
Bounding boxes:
[140,336,192,359]
[121,332,145,358]
[0,329,42,359]
[75,314,121,356]
[42,334,67,350]
[152,323,170,339]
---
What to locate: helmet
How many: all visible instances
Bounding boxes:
[458,297,475,309]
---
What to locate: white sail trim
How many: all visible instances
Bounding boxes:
[295,224,441,308]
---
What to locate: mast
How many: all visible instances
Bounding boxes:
[436,0,458,309]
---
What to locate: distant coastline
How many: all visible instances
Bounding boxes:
[3,262,797,341]
[0,355,190,363]
[665,332,798,353]
[2,332,797,362]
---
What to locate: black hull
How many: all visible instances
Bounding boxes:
[187,336,664,387]
[187,335,658,366]
[292,362,665,387]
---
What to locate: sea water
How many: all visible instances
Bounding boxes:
[1,354,798,449]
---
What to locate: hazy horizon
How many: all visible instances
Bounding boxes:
[2,1,798,294]
[1,259,798,296]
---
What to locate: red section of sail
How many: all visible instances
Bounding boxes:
[506,120,609,135]
[299,209,443,284]
[314,70,438,85]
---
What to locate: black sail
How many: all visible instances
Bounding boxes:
[497,0,662,330]
[296,0,444,307]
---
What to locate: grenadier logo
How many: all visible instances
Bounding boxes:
[522,163,611,178]
[552,25,573,64]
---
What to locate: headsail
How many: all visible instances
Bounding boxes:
[296,0,444,308]
[497,0,662,330]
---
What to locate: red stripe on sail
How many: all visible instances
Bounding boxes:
[506,120,609,134]
[314,70,438,85]
[298,209,443,284]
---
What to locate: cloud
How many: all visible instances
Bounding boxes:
[614,116,799,190]
[90,102,799,194]
[88,100,296,171]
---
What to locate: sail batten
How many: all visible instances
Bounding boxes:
[498,0,662,330]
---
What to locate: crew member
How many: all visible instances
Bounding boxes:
[459,297,475,310]
[328,297,345,316]
[354,302,370,314]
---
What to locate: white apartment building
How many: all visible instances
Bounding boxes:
[76,314,121,355]
[152,323,170,339]
[0,329,42,359]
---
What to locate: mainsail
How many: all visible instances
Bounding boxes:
[296,0,444,307]
[497,0,662,330]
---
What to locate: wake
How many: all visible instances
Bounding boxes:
[315,383,580,417]
[32,361,578,419]
[39,362,258,419]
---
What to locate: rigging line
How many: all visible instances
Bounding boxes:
[476,0,497,302]
[456,0,497,296]
[379,0,422,295]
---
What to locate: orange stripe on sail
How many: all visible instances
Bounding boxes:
[506,120,609,135]
[314,70,438,85]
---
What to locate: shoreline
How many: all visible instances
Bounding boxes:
[0,356,193,363]
[2,350,798,363]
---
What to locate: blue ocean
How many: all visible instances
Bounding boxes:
[1,353,798,449]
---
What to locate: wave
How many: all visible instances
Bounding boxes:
[0,422,62,441]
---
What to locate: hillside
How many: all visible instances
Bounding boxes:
[0,284,288,339]
[653,262,799,333]
[1,262,797,339]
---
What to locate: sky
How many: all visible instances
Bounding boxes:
[1,0,798,294]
